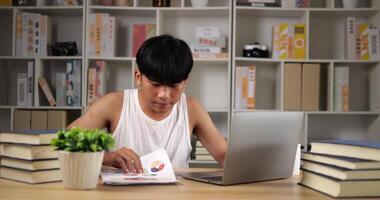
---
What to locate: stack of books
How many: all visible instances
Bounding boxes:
[299,140,380,198]
[0,130,61,184]
[191,26,227,59]
[194,140,215,162]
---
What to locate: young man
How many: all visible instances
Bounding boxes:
[68,34,227,173]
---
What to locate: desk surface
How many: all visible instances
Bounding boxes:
[0,168,378,200]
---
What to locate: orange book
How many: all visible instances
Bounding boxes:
[132,24,156,57]
[38,77,56,106]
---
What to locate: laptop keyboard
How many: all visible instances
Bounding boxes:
[202,176,223,182]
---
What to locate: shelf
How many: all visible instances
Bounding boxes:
[235,57,380,64]
[160,8,229,17]
[305,111,380,115]
[89,6,157,16]
[236,7,306,17]
[193,58,229,63]
[15,106,83,110]
[87,57,135,61]
[16,6,84,15]
[39,56,83,60]
[309,8,380,17]
[0,56,35,60]
[206,108,229,113]
[0,7,12,15]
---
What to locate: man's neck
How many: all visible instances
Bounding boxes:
[137,91,173,121]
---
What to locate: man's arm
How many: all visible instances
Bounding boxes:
[67,92,143,173]
[188,97,227,166]
[68,92,120,129]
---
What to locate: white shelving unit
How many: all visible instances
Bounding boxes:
[232,0,380,149]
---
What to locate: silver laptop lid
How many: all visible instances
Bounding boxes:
[222,111,303,185]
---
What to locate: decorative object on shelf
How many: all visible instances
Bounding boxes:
[190,0,209,7]
[242,42,269,58]
[342,0,361,8]
[236,0,280,7]
[56,0,78,6]
[99,0,114,6]
[51,41,78,56]
[152,0,170,7]
[51,127,115,190]
[12,0,27,6]
[295,0,309,8]
[114,0,130,6]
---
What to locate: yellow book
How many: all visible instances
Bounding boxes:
[279,23,289,59]
[359,24,369,60]
[293,24,306,59]
[0,0,11,6]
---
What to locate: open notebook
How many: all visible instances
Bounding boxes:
[101,148,177,185]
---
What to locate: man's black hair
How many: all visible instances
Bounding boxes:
[136,34,193,85]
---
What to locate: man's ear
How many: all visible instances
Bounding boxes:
[135,68,142,85]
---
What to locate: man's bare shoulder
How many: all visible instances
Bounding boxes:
[89,92,124,112]
[186,95,205,114]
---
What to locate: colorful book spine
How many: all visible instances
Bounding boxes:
[132,24,156,57]
[87,67,96,105]
[272,24,281,59]
[334,67,349,112]
[15,13,23,56]
[235,66,256,109]
[32,14,41,56]
[66,60,81,107]
[359,24,369,60]
[293,24,306,59]
[94,60,106,100]
[279,23,289,59]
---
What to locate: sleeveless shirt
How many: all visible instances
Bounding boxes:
[112,89,192,168]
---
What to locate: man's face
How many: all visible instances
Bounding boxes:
[135,70,187,115]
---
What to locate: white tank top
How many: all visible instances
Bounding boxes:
[112,89,192,168]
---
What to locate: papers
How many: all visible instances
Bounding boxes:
[100,148,177,185]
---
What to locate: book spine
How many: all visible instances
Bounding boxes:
[22,13,28,57]
[359,24,370,60]
[73,60,82,107]
[107,16,116,57]
[334,67,350,112]
[369,27,380,60]
[33,13,41,56]
[101,13,108,57]
[87,67,96,105]
[279,23,289,59]
[246,66,256,109]
[16,13,23,56]
[95,13,104,57]
[195,26,221,38]
[235,66,246,109]
[287,24,294,59]
[55,73,66,106]
[95,60,106,99]
[27,61,34,106]
[66,60,74,106]
[293,23,306,59]
[38,77,56,106]
[40,15,47,56]
[133,24,146,57]
[194,36,226,48]
[272,24,281,59]
[345,17,356,60]
[26,13,34,57]
[190,46,222,54]
[17,73,28,106]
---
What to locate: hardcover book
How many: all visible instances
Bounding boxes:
[0,130,57,145]
[0,166,61,184]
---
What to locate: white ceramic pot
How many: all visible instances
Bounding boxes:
[58,151,104,190]
[191,0,209,7]
[342,0,361,8]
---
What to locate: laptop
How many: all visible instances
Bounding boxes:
[178,111,304,185]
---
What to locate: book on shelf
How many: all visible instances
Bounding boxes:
[89,13,116,57]
[0,130,56,145]
[334,67,349,112]
[192,52,228,59]
[56,0,78,6]
[302,152,380,170]
[0,166,61,184]
[38,77,56,106]
[1,157,59,171]
[16,12,51,57]
[0,143,58,160]
[191,26,227,58]
[236,0,280,7]
[272,23,306,59]
[195,154,215,161]
[16,73,28,106]
[55,73,66,106]
[0,0,11,6]
[345,17,357,60]
[299,169,380,198]
[88,61,106,105]
[358,23,370,60]
[27,61,34,106]
[31,110,48,130]
[301,160,380,180]
[13,110,31,130]
[47,110,67,130]
[301,63,320,111]
[283,63,302,110]
[309,140,380,161]
[369,26,380,60]
[66,60,81,107]
[235,66,256,110]
[132,24,156,57]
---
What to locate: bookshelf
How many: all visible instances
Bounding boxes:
[232,0,380,150]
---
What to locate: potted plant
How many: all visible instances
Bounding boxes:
[51,127,115,190]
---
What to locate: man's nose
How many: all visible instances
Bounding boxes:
[157,86,170,99]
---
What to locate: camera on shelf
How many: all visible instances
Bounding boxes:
[242,42,269,58]
[51,41,78,56]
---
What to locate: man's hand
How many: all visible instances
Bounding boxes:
[103,147,143,173]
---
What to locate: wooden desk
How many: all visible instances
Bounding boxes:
[0,168,378,200]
